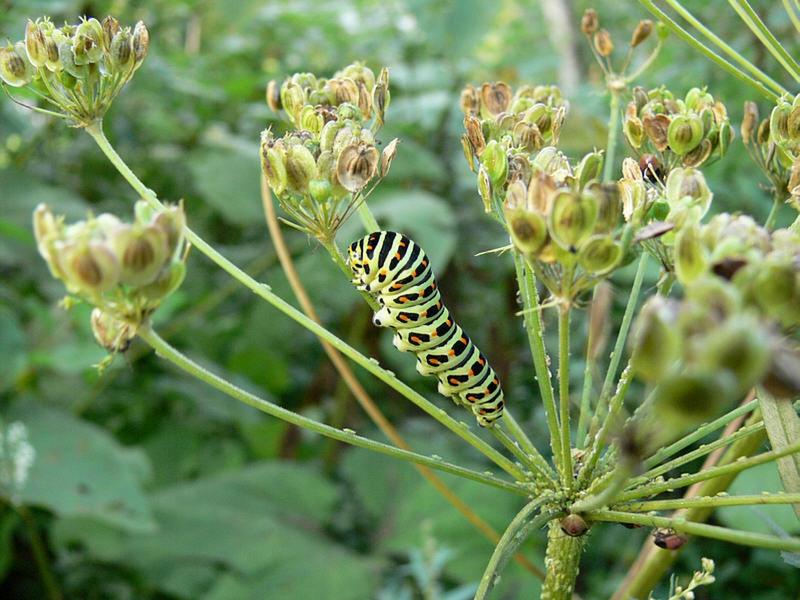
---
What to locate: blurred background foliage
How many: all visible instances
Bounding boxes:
[1,0,799,598]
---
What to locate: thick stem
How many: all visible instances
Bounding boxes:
[138,324,528,495]
[86,122,526,481]
[541,521,584,600]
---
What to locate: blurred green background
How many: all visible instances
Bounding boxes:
[1,0,799,598]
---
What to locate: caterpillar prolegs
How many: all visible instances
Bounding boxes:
[346,231,504,427]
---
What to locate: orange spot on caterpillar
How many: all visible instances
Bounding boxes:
[448,349,455,356]
[399,314,409,322]
[468,369,474,376]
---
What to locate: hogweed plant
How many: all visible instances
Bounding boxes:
[3,5,800,600]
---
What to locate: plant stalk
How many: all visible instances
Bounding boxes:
[541,521,585,600]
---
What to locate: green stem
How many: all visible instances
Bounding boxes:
[616,438,800,503]
[514,252,563,475]
[643,398,760,468]
[541,520,585,600]
[589,509,800,552]
[86,121,526,481]
[357,201,381,232]
[502,411,558,481]
[558,306,574,490]
[584,253,647,447]
[663,0,787,95]
[475,501,555,600]
[576,286,602,449]
[637,0,781,101]
[765,196,782,230]
[615,493,800,512]
[489,425,545,483]
[783,0,800,34]
[138,324,528,495]
[602,90,621,183]
[18,506,62,600]
[728,0,800,82]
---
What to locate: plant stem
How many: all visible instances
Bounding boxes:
[514,253,563,475]
[357,201,380,232]
[616,438,800,503]
[765,196,782,230]
[783,0,800,34]
[260,179,545,579]
[637,0,781,101]
[558,306,574,490]
[490,424,550,484]
[475,501,555,600]
[18,506,62,600]
[138,324,527,494]
[541,520,585,600]
[589,509,800,552]
[614,493,800,512]
[86,121,526,481]
[728,0,800,82]
[582,253,647,457]
[643,397,760,468]
[602,89,620,183]
[663,0,787,95]
[502,411,557,481]
[576,286,602,449]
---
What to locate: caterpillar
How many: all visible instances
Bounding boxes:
[346,231,504,427]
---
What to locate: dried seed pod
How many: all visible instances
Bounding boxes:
[132,21,149,63]
[630,20,653,47]
[101,16,121,51]
[642,114,671,151]
[266,79,282,112]
[480,82,512,117]
[593,29,614,57]
[464,114,486,156]
[581,9,599,35]
[380,138,400,177]
[336,143,379,192]
[741,101,758,145]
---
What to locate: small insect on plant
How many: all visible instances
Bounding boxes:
[1,3,800,599]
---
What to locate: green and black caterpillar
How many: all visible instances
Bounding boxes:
[346,231,504,426]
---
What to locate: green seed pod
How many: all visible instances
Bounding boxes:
[112,224,169,287]
[140,259,186,302]
[341,62,375,91]
[336,143,378,193]
[506,208,548,256]
[574,150,604,190]
[652,368,738,429]
[578,234,622,275]
[477,165,493,214]
[751,261,797,317]
[91,308,134,353]
[698,316,771,392]
[260,134,288,195]
[667,114,703,155]
[151,204,186,259]
[591,183,621,233]
[548,191,598,251]
[298,105,324,135]
[684,87,713,112]
[109,29,134,71]
[372,67,390,124]
[308,179,332,204]
[630,297,681,384]
[285,144,318,194]
[665,167,712,217]
[280,81,306,124]
[624,110,645,148]
[480,140,508,187]
[72,18,104,66]
[770,100,792,143]
[62,240,121,293]
[674,223,707,284]
[0,42,35,87]
[685,276,742,319]
[24,20,48,68]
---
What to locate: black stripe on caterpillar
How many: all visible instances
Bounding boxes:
[346,231,504,426]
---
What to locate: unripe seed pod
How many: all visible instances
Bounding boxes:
[280,81,306,123]
[653,368,737,429]
[624,109,645,148]
[630,297,681,384]
[0,42,35,87]
[674,223,707,284]
[594,29,614,57]
[770,101,791,142]
[285,143,318,194]
[62,240,120,293]
[578,234,622,275]
[574,150,604,190]
[112,224,169,286]
[25,20,48,67]
[480,140,508,187]
[72,18,104,66]
[665,167,712,217]
[110,29,134,70]
[336,143,379,192]
[298,105,324,135]
[548,191,598,251]
[477,165,493,214]
[581,9,599,35]
[667,114,703,155]
[260,135,288,195]
[506,209,548,257]
[140,259,186,302]
[152,204,186,258]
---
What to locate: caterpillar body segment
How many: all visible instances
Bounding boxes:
[347,231,504,426]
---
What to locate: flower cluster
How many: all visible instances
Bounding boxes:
[460,82,567,213]
[0,16,148,126]
[262,64,397,241]
[631,215,800,428]
[34,201,186,352]
[741,101,794,208]
[501,146,630,301]
[623,86,733,170]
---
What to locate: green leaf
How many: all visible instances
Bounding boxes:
[186,149,263,226]
[759,392,800,518]
[716,462,800,535]
[8,404,155,533]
